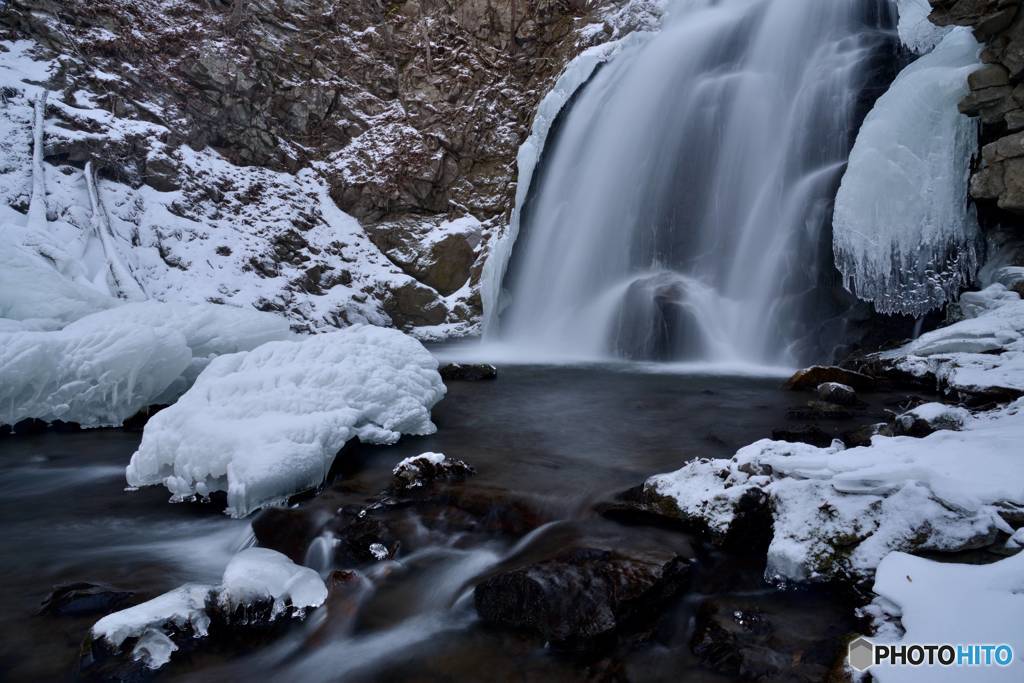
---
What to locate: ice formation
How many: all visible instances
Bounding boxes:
[882,284,1024,395]
[0,299,292,428]
[126,325,446,517]
[91,548,327,670]
[644,398,1023,583]
[833,28,981,317]
[868,551,1024,681]
[896,0,951,54]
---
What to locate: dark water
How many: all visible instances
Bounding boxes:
[0,366,899,681]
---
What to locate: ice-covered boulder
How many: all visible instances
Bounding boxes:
[87,548,327,673]
[0,321,192,428]
[896,0,952,54]
[0,301,292,428]
[643,398,1024,584]
[833,28,981,317]
[126,325,446,517]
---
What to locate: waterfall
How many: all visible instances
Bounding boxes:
[489,0,896,366]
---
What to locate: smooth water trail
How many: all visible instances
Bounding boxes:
[494,0,895,365]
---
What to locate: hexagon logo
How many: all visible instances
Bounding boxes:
[848,636,875,672]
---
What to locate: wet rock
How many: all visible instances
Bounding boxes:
[40,583,135,618]
[326,506,399,566]
[391,452,476,492]
[439,362,498,381]
[783,365,875,392]
[690,597,844,682]
[785,401,855,421]
[771,425,835,448]
[251,507,322,564]
[815,381,857,406]
[474,546,691,648]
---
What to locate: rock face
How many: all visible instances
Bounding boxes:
[936,1,1024,217]
[474,546,691,648]
[0,0,660,334]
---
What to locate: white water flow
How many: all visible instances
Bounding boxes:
[496,0,895,366]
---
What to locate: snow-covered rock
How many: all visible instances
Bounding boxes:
[867,551,1024,681]
[880,284,1024,397]
[89,548,327,671]
[833,28,981,317]
[391,451,476,491]
[644,399,1024,584]
[126,325,446,517]
[91,584,213,669]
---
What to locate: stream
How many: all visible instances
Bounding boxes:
[0,365,911,681]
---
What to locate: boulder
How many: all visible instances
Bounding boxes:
[40,583,135,618]
[474,546,691,648]
[439,362,498,381]
[782,365,875,392]
[383,280,448,329]
[391,452,476,492]
[815,382,857,406]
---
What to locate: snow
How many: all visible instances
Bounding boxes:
[91,548,327,670]
[833,28,981,317]
[896,0,952,55]
[900,401,971,430]
[0,319,191,428]
[218,547,328,616]
[882,284,1024,396]
[868,551,1024,681]
[0,299,291,428]
[126,325,446,517]
[645,398,1024,583]
[394,452,447,473]
[91,583,213,669]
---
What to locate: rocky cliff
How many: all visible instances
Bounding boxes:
[0,0,661,334]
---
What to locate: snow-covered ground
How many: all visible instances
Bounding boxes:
[126,325,445,517]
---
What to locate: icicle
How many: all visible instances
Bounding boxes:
[26,90,48,230]
[85,160,146,300]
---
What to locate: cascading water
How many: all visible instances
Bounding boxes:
[492,0,896,366]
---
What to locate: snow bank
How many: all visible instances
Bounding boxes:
[0,320,191,428]
[867,551,1024,681]
[91,548,327,670]
[833,28,981,317]
[881,284,1024,396]
[645,399,1024,583]
[896,0,952,55]
[126,325,446,517]
[0,300,292,428]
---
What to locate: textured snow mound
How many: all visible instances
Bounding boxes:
[896,0,952,54]
[0,320,191,428]
[0,300,291,428]
[883,284,1024,395]
[833,28,981,317]
[645,398,1023,583]
[868,551,1024,681]
[126,325,446,517]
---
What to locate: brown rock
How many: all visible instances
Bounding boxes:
[782,365,876,392]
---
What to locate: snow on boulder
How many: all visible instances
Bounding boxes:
[87,548,327,672]
[90,583,213,670]
[896,0,952,55]
[643,399,1024,584]
[833,28,981,317]
[866,551,1024,681]
[218,547,327,617]
[0,321,191,428]
[879,284,1024,397]
[126,325,446,517]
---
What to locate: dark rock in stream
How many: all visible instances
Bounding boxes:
[815,382,858,406]
[771,425,836,448]
[40,583,135,618]
[783,365,876,392]
[786,401,856,421]
[474,546,692,649]
[391,453,476,492]
[439,363,498,381]
[251,506,323,564]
